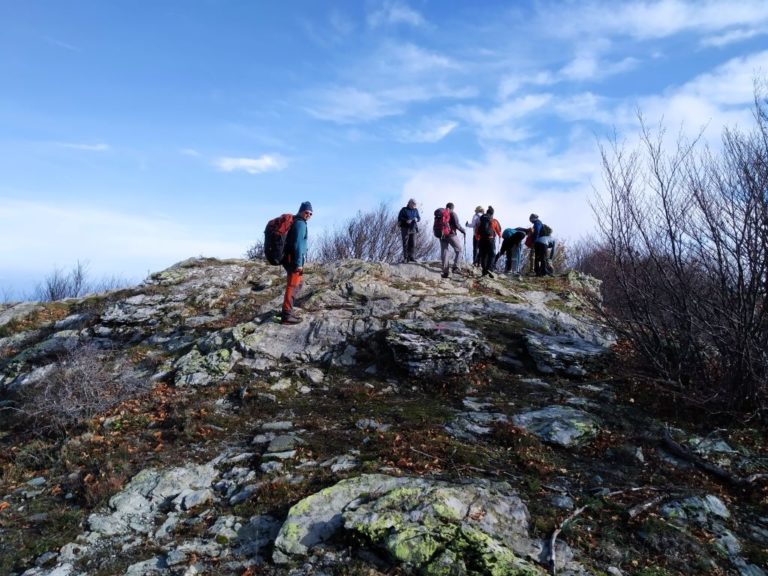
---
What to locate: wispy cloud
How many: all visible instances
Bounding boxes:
[560,53,640,81]
[701,28,764,48]
[54,142,110,151]
[395,120,458,143]
[545,0,768,41]
[308,84,475,124]
[180,148,201,157]
[368,0,425,28]
[455,94,553,141]
[214,154,288,174]
[42,36,81,52]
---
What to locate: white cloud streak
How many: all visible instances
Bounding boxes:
[214,155,288,174]
[54,142,110,151]
[368,0,425,28]
[395,121,458,143]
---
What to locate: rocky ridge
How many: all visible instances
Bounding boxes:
[0,257,766,576]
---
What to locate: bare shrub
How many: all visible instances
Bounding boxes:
[591,88,768,415]
[245,238,265,261]
[32,261,131,302]
[315,202,439,264]
[17,343,150,435]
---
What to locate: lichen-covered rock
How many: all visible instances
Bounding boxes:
[273,474,559,575]
[512,405,600,447]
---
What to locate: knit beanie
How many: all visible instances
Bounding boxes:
[299,201,313,213]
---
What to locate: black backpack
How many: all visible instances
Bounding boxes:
[541,223,553,237]
[477,214,493,237]
[263,213,294,265]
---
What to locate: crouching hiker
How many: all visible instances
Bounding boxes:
[281,201,313,325]
[397,198,421,262]
[495,227,528,275]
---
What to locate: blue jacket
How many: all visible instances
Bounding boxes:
[284,215,308,271]
[398,206,420,231]
[531,219,544,242]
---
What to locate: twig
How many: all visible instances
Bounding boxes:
[627,494,666,519]
[548,505,588,576]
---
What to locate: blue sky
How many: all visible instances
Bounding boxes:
[2,0,768,297]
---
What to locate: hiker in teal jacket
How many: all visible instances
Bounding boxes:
[281,201,313,324]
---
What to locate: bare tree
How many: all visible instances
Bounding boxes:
[314,202,439,264]
[591,88,768,415]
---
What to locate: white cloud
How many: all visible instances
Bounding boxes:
[308,84,476,124]
[379,43,460,73]
[498,71,556,100]
[180,148,201,157]
[54,142,110,151]
[455,94,552,141]
[548,0,768,41]
[701,28,764,48]
[395,120,458,143]
[368,0,425,28]
[401,145,600,245]
[214,154,288,174]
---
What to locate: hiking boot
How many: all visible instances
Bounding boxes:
[441,272,449,279]
[281,314,303,325]
[452,266,460,273]
[487,272,494,278]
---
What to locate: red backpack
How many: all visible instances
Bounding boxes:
[263,213,294,265]
[433,208,451,238]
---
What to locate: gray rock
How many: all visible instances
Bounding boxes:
[513,405,600,447]
[384,319,490,376]
[524,330,610,376]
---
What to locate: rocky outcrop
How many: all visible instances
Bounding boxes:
[2,257,765,576]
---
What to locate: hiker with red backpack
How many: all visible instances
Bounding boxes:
[477,206,502,278]
[397,198,421,263]
[280,201,313,324]
[433,202,465,279]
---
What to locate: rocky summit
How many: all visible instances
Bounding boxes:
[0,257,766,576]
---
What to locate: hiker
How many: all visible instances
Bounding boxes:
[465,206,485,266]
[438,202,466,279]
[281,201,313,325]
[477,206,502,277]
[397,198,421,262]
[529,213,555,277]
[495,227,528,275]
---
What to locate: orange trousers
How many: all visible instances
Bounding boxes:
[282,269,303,316]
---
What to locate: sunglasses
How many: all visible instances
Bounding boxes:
[305,211,313,216]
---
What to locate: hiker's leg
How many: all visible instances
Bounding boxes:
[400,228,409,261]
[282,270,303,317]
[440,238,450,273]
[450,235,462,268]
[472,236,479,265]
[407,232,416,260]
[512,243,522,273]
